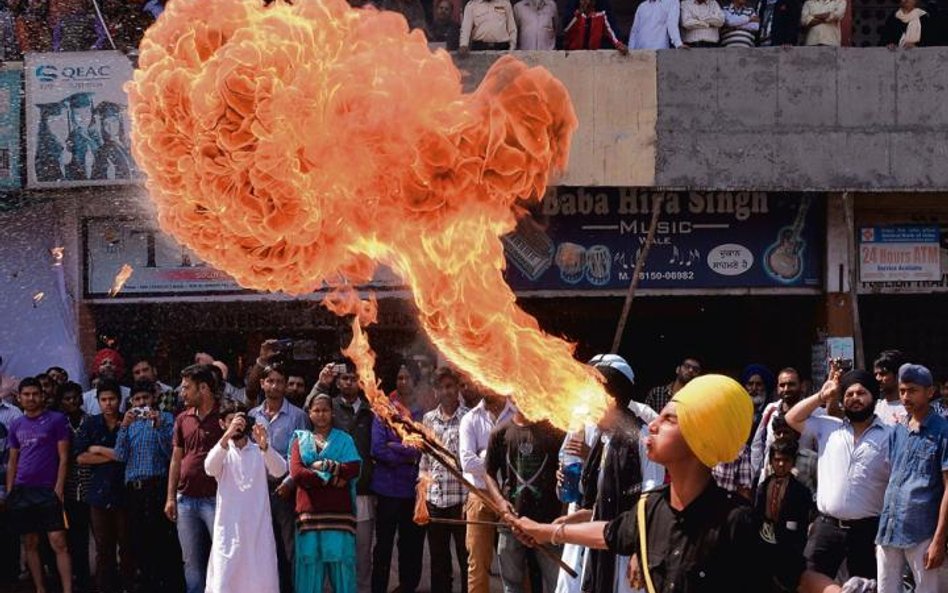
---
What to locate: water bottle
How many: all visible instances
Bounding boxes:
[557,430,584,504]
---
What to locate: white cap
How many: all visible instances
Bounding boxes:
[587,353,635,385]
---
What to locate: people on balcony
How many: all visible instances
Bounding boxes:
[459,0,517,54]
[562,0,628,52]
[880,0,934,47]
[800,0,846,46]
[515,0,559,50]
[721,0,761,47]
[628,0,685,49]
[680,0,726,46]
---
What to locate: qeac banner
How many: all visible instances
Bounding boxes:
[25,51,141,189]
[502,189,824,292]
[0,69,22,190]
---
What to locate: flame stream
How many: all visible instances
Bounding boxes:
[128,0,608,429]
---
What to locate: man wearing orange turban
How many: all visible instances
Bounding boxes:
[512,374,864,593]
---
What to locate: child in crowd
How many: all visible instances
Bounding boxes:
[756,437,814,588]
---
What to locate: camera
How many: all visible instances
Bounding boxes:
[235,412,255,437]
[333,363,348,375]
[130,406,152,418]
[831,357,854,372]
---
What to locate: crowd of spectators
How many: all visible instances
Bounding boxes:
[3,341,948,593]
[1,0,947,65]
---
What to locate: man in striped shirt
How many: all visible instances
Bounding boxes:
[721,0,760,46]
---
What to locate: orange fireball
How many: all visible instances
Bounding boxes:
[127,0,607,427]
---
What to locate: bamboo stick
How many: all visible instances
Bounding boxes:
[416,439,579,578]
[425,517,506,527]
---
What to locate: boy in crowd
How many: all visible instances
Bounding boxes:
[75,380,133,593]
[756,437,814,587]
[5,377,73,593]
[875,364,948,593]
[115,381,184,593]
[485,401,566,592]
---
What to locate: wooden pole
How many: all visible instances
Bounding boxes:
[415,439,579,578]
[425,517,506,527]
[611,197,664,353]
[842,192,866,369]
[378,400,579,577]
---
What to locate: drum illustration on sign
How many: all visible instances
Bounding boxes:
[555,242,586,284]
[584,244,611,286]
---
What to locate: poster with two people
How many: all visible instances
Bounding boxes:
[25,51,139,188]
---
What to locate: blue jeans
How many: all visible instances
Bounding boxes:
[176,495,215,593]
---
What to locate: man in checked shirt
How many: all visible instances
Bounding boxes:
[419,367,471,593]
[114,381,185,593]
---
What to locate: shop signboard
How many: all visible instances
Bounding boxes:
[859,225,942,283]
[502,189,823,291]
[0,69,22,190]
[84,218,403,298]
[857,224,948,294]
[25,51,141,189]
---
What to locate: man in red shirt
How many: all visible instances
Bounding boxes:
[164,364,224,593]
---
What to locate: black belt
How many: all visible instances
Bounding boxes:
[819,514,878,529]
[470,40,508,51]
[127,476,165,490]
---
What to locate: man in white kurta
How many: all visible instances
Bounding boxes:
[204,410,288,593]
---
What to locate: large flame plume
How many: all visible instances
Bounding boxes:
[127,0,607,427]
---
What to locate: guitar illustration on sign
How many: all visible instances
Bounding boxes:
[763,197,811,284]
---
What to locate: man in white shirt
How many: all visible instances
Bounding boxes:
[786,369,891,581]
[514,0,559,50]
[459,0,518,54]
[628,0,685,49]
[680,0,726,46]
[458,386,515,593]
[872,350,909,426]
[800,0,846,46]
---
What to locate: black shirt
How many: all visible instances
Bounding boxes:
[486,419,566,523]
[74,415,126,509]
[604,482,801,592]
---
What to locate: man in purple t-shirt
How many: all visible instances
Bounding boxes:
[5,377,73,593]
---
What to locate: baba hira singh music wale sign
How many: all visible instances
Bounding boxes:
[501,189,824,291]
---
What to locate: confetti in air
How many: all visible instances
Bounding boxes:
[127,0,607,427]
[32,292,45,306]
[50,247,65,265]
[109,264,134,297]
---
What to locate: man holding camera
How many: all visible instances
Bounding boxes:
[249,363,309,593]
[114,380,184,593]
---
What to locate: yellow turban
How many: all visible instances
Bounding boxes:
[670,374,753,468]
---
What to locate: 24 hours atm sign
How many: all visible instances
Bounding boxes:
[860,226,942,282]
[501,189,824,291]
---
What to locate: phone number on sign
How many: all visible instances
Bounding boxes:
[636,271,696,281]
